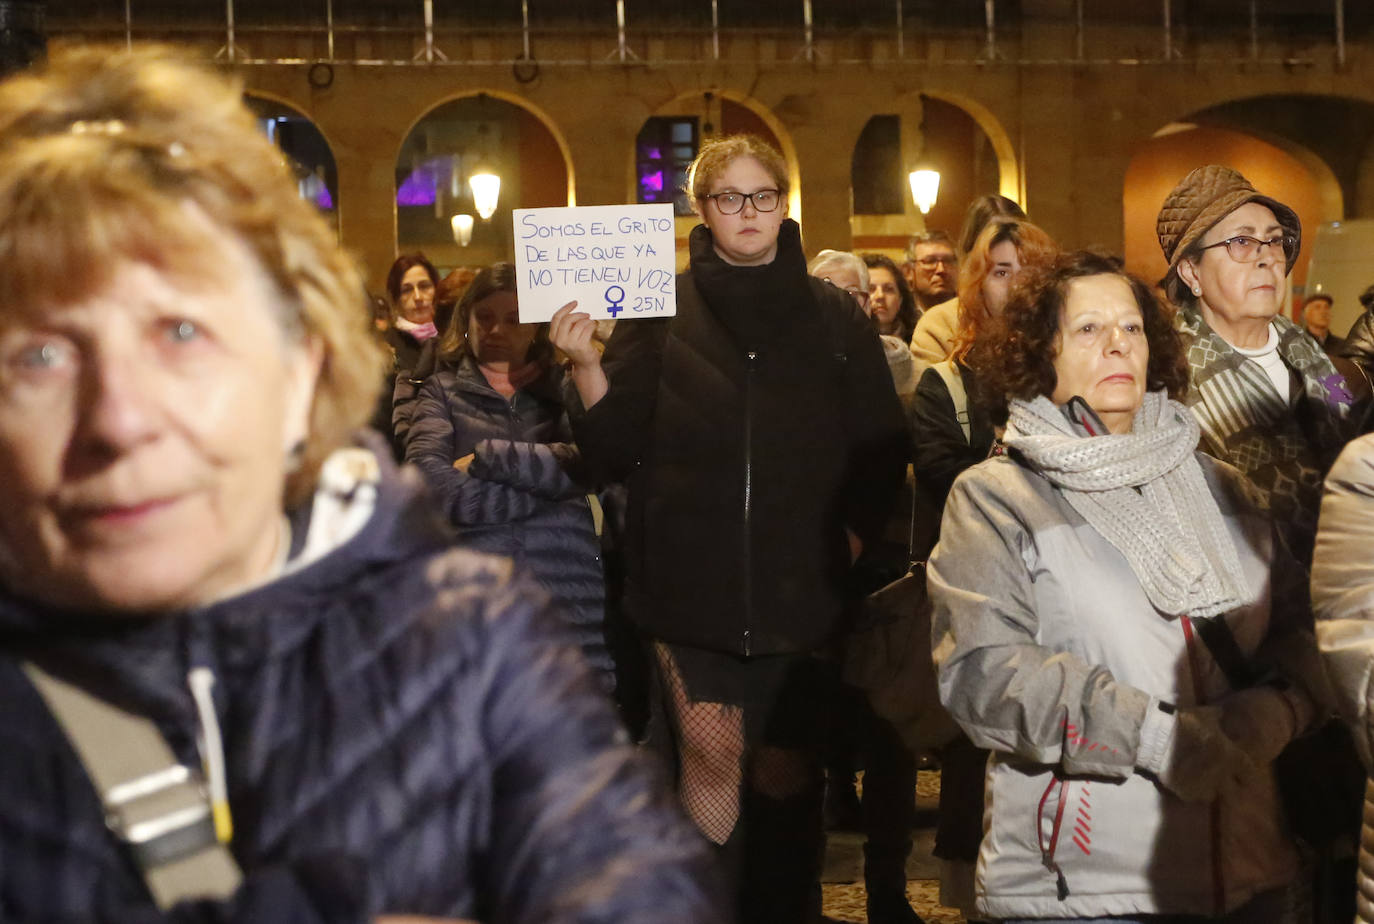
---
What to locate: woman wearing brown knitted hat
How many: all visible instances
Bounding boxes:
[1157,165,1354,566]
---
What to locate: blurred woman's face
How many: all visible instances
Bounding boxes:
[468,291,538,371]
[700,156,787,267]
[397,265,436,325]
[0,225,320,612]
[979,240,1022,318]
[1050,274,1149,435]
[867,266,902,333]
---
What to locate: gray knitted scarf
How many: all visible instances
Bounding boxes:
[1003,391,1248,619]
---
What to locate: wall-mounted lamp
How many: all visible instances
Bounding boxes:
[451,213,475,246]
[469,172,501,220]
[908,168,941,215]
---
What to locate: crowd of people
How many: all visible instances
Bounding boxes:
[7,42,1374,924]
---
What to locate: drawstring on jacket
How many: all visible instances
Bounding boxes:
[188,667,233,845]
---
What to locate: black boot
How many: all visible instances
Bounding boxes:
[739,788,826,924]
[822,771,863,831]
[863,840,924,924]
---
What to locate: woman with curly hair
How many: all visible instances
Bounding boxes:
[929,251,1321,922]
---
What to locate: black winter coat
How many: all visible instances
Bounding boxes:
[1342,310,1374,376]
[369,326,433,459]
[0,444,723,923]
[570,220,908,657]
[405,356,613,685]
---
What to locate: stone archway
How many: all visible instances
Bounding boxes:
[1123,119,1343,293]
[244,93,339,230]
[634,90,800,222]
[395,92,573,270]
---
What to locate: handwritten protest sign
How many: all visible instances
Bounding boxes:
[513,203,677,322]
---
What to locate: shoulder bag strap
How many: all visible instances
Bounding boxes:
[22,661,242,909]
[931,359,971,443]
[1187,615,1258,690]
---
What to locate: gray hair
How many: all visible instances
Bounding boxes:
[807,249,869,289]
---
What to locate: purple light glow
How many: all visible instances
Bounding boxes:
[640,169,665,195]
[315,186,334,210]
[397,164,438,207]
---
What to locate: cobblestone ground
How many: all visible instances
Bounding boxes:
[821,879,965,923]
[820,769,967,923]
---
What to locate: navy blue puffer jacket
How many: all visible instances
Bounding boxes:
[0,444,724,923]
[405,356,613,687]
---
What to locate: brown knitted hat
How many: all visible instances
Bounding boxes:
[1156,165,1301,303]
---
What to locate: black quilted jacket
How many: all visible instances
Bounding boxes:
[0,445,724,923]
[405,356,613,687]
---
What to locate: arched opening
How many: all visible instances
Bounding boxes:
[395,93,572,270]
[851,95,1010,254]
[1123,123,1336,299]
[244,94,338,232]
[633,91,799,259]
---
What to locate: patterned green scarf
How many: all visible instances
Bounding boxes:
[1176,304,1353,565]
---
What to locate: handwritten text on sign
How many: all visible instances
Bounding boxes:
[514,203,677,322]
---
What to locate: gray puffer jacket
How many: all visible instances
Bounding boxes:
[930,451,1318,920]
[1312,431,1374,923]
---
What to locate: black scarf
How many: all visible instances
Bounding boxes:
[687,218,815,352]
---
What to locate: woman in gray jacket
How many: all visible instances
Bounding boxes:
[929,252,1322,922]
[1312,431,1374,923]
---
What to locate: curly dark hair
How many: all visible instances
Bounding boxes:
[969,251,1190,423]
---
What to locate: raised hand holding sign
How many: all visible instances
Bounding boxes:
[514,203,677,322]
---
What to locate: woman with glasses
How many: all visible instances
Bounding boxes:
[1157,165,1354,565]
[864,252,920,344]
[809,249,917,409]
[551,134,908,922]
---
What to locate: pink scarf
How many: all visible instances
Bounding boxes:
[394,316,439,341]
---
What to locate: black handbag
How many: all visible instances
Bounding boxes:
[842,492,960,754]
[1190,615,1363,850]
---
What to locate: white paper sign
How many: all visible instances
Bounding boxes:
[513,203,677,322]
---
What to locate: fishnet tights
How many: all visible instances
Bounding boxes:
[654,644,815,845]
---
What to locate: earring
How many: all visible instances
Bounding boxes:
[285,439,306,474]
[1192,286,1201,296]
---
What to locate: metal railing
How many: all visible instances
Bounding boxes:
[46,0,1359,68]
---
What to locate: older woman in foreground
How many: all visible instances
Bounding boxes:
[929,252,1319,922]
[0,46,722,923]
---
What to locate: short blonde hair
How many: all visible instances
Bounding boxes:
[0,44,385,506]
[686,134,789,204]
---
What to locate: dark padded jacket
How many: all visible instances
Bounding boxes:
[0,443,723,923]
[569,220,908,657]
[405,356,613,686]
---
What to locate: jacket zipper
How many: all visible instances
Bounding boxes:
[1037,776,1071,900]
[743,350,757,656]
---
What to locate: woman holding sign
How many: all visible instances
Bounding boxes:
[553,134,909,922]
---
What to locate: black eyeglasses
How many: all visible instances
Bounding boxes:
[703,189,781,215]
[821,277,870,309]
[1198,234,1297,265]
